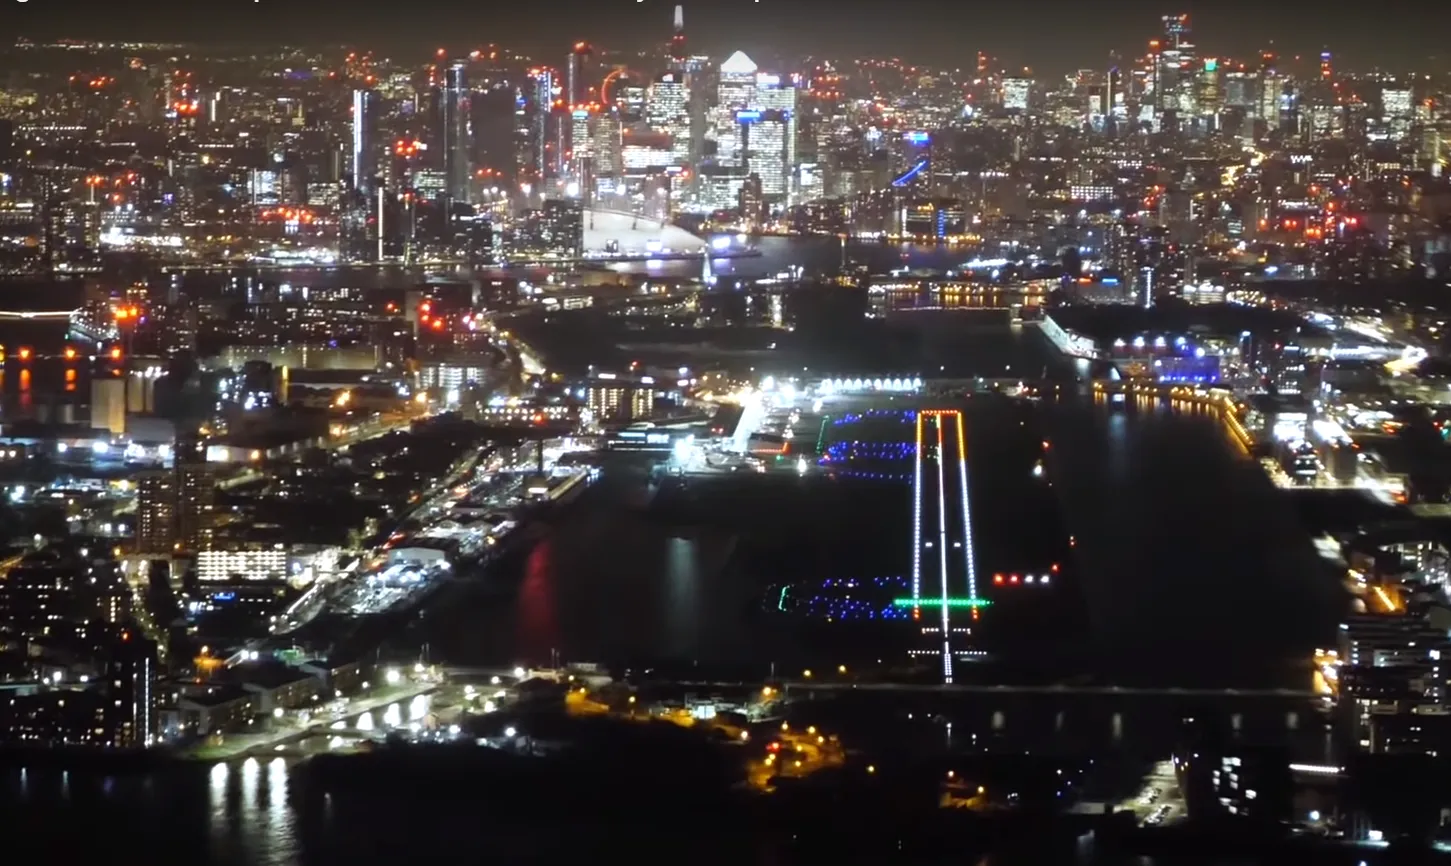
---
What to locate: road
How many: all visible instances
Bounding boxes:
[1115,759,1187,825]
[186,680,438,760]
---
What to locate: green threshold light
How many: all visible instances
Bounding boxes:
[892,598,991,608]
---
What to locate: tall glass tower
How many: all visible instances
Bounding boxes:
[441,62,471,202]
[350,88,379,193]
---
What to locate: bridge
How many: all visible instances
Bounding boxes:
[435,666,1313,700]
[892,159,928,187]
[773,681,1316,698]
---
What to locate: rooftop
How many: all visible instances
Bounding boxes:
[719,51,757,76]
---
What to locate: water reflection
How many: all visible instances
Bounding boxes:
[208,762,229,857]
[664,535,700,658]
[515,539,559,664]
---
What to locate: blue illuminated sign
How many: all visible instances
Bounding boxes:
[904,131,930,145]
[735,110,762,123]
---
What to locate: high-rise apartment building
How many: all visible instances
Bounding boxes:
[107,629,159,748]
[540,198,583,257]
[175,431,214,553]
[135,470,176,555]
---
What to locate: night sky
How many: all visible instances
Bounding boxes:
[8,0,1451,76]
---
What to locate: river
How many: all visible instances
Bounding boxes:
[0,239,1351,862]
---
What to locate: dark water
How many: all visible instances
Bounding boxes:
[402,322,1339,689]
[1,241,1351,863]
[150,236,970,294]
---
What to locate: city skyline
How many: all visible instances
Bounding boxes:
[9,0,1451,75]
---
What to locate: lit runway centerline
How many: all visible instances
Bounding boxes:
[934,413,953,682]
[912,411,924,606]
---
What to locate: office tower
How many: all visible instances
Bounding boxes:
[714,52,758,167]
[1383,86,1414,139]
[1155,14,1195,114]
[590,111,621,178]
[569,106,598,195]
[351,88,380,193]
[1002,78,1031,111]
[471,86,518,187]
[647,72,691,163]
[752,73,797,201]
[1223,70,1256,109]
[1195,58,1222,115]
[740,109,789,201]
[135,470,176,555]
[528,68,555,180]
[567,43,594,109]
[1259,73,1284,130]
[440,62,471,202]
[540,198,583,257]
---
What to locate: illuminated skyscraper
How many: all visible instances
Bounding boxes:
[528,68,556,180]
[1154,14,1195,114]
[740,109,788,200]
[440,62,471,202]
[714,51,758,168]
[1002,78,1031,111]
[647,72,690,162]
[670,4,686,62]
[351,88,380,193]
[752,73,797,201]
[567,43,594,109]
